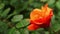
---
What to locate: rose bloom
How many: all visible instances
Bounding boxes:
[27,4,53,30]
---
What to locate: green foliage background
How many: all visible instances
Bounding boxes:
[0,0,60,34]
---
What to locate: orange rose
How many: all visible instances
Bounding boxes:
[28,4,53,30]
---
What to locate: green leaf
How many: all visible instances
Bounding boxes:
[36,28,45,34]
[51,15,55,24]
[0,0,2,2]
[28,0,34,4]
[8,27,16,34]
[31,31,40,34]
[10,0,18,6]
[52,23,60,32]
[1,8,10,18]
[45,31,49,34]
[56,1,60,9]
[3,0,10,4]
[0,9,3,15]
[21,2,28,11]
[10,0,19,9]
[0,3,5,9]
[10,0,28,11]
[11,15,23,22]
[7,14,14,19]
[8,27,20,34]
[19,28,29,34]
[15,31,20,34]
[0,3,5,16]
[16,19,30,28]
[47,0,55,6]
[0,21,8,32]
[40,0,47,2]
[51,15,60,32]
[30,2,42,8]
[7,10,20,19]
[58,11,60,16]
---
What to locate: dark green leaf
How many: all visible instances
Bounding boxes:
[30,2,42,8]
[0,21,8,32]
[3,0,10,4]
[8,27,20,34]
[31,31,40,34]
[7,10,20,19]
[52,23,60,32]
[1,8,10,18]
[51,15,55,24]
[0,9,3,15]
[19,28,29,34]
[51,15,60,32]
[36,28,45,34]
[10,0,18,7]
[8,27,16,34]
[7,14,14,19]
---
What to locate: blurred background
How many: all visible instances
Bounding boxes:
[0,0,60,34]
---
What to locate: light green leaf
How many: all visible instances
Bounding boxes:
[15,31,20,34]
[11,15,23,22]
[16,19,30,28]
[1,8,10,18]
[40,0,47,2]
[47,0,55,6]
[45,31,49,34]
[0,3,5,9]
[0,3,4,15]
[28,0,34,4]
[56,1,60,9]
